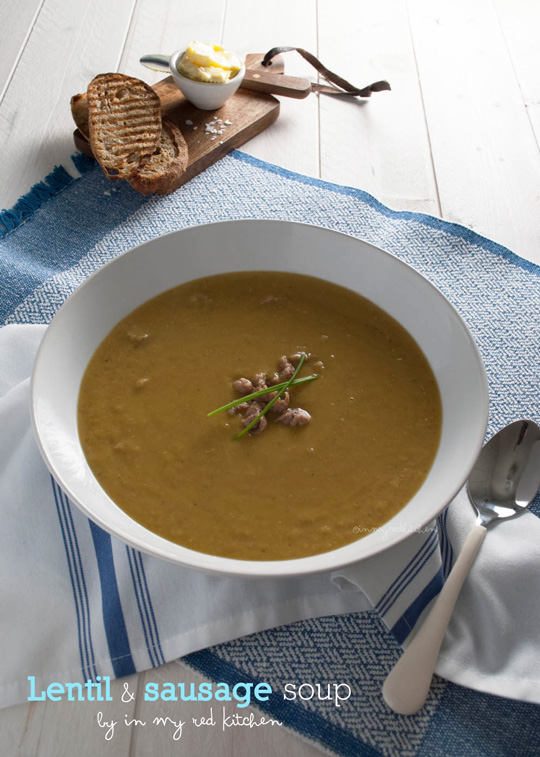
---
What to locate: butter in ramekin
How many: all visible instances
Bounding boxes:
[178,41,242,83]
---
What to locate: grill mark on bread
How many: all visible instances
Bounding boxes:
[100,131,160,144]
[97,123,159,135]
[93,105,161,119]
[96,124,161,138]
[93,109,160,121]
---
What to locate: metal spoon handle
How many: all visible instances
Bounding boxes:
[382,523,487,715]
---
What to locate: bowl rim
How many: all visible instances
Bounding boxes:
[30,219,489,578]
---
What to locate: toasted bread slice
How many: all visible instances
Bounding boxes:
[128,117,189,195]
[87,73,162,180]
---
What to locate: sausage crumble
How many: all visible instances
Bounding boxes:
[231,355,312,436]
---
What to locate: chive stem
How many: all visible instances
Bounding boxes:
[207,373,318,417]
[234,353,307,440]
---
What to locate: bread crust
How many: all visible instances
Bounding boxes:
[70,93,89,139]
[128,117,189,195]
[87,73,162,180]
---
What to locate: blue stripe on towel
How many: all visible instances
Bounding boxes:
[126,547,164,667]
[51,478,96,681]
[88,522,136,677]
[391,569,445,644]
[126,547,157,667]
[376,529,438,616]
[134,550,165,665]
[380,536,440,621]
[61,486,98,677]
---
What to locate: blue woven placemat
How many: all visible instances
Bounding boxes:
[2,152,540,756]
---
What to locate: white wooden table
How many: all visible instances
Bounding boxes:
[1,1,539,755]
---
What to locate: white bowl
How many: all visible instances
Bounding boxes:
[31,220,488,577]
[168,49,245,110]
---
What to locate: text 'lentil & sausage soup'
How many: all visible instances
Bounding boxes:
[77,271,442,560]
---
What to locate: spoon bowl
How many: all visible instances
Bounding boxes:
[468,420,540,522]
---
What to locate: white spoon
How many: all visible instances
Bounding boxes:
[382,419,540,715]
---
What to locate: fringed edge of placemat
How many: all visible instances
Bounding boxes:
[2,147,539,285]
[0,153,95,238]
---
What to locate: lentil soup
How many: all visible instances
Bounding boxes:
[77,271,442,560]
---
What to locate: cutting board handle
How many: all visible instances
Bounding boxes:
[242,70,311,99]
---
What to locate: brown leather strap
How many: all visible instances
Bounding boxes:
[262,46,391,98]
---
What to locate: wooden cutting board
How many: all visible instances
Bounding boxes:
[74,54,282,191]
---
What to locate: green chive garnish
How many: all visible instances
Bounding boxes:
[207,373,318,418]
[234,353,307,440]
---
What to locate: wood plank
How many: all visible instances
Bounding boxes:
[493,0,540,106]
[0,676,137,756]
[222,0,319,177]
[0,700,45,755]
[408,0,540,263]
[524,108,540,156]
[37,676,138,756]
[318,0,440,215]
[0,0,136,210]
[494,0,540,151]
[0,0,44,102]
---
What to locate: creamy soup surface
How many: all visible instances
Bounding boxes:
[78,271,442,561]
